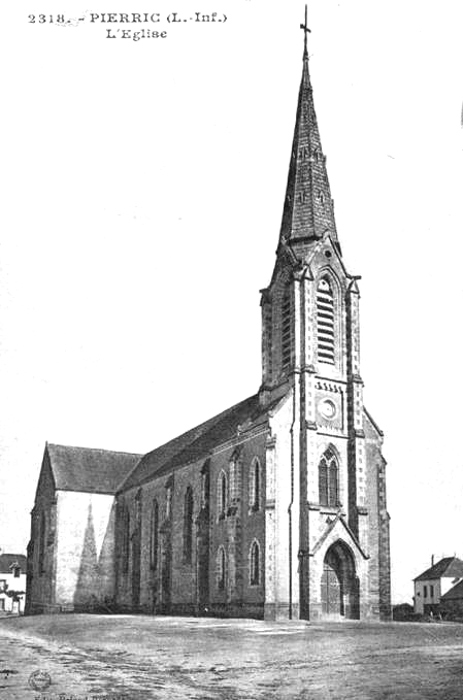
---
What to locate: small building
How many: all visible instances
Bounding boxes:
[0,553,27,614]
[413,557,463,615]
[440,580,463,619]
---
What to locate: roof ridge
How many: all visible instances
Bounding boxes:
[414,556,463,581]
[139,394,258,460]
[119,393,262,491]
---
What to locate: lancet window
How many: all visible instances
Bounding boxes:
[318,447,339,507]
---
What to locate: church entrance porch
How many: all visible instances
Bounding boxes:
[320,540,359,620]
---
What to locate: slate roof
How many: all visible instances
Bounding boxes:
[279,39,339,249]
[414,557,463,582]
[441,579,463,601]
[0,553,27,574]
[121,394,269,491]
[46,443,142,495]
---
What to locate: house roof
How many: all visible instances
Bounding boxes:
[121,394,269,491]
[46,443,142,495]
[0,553,27,574]
[441,579,463,601]
[414,557,463,582]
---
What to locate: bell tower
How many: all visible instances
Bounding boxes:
[260,9,385,620]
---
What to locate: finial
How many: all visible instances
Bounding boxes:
[300,5,311,60]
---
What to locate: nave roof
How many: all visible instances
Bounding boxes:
[121,393,272,491]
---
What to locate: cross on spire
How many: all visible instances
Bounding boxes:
[300,5,311,59]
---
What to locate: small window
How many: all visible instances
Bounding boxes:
[0,599,4,611]
[430,585,434,599]
[229,459,236,502]
[250,540,260,586]
[249,458,261,512]
[39,511,46,574]
[166,484,173,519]
[122,508,130,574]
[13,567,20,578]
[0,580,6,591]
[135,489,142,529]
[423,585,428,598]
[201,465,210,508]
[150,500,159,571]
[217,547,226,590]
[183,487,194,564]
[218,471,227,519]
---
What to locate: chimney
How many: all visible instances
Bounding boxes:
[431,554,434,566]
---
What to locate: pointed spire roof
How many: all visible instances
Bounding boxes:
[279,13,339,253]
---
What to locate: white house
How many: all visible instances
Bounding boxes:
[0,553,27,614]
[413,556,463,615]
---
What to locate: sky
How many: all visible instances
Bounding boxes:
[1,0,463,605]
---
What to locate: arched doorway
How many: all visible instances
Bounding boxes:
[321,540,359,619]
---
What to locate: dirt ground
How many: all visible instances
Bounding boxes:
[1,615,463,700]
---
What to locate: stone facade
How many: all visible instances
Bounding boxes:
[27,31,391,622]
[115,430,267,618]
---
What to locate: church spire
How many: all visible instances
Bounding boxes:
[279,9,339,254]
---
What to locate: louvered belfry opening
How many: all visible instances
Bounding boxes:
[264,304,273,381]
[281,285,292,371]
[317,276,335,364]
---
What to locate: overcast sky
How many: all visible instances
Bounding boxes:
[1,0,463,604]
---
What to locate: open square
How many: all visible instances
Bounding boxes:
[1,615,463,699]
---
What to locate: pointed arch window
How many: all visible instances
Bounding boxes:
[249,458,261,512]
[201,462,210,510]
[183,486,194,564]
[150,500,159,571]
[281,285,292,370]
[217,546,226,590]
[135,489,142,531]
[317,276,335,365]
[217,471,227,519]
[229,458,236,502]
[319,448,339,507]
[39,511,46,574]
[250,540,260,586]
[165,483,173,519]
[122,508,130,574]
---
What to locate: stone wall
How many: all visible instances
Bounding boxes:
[116,430,268,618]
[364,412,391,620]
[26,455,57,614]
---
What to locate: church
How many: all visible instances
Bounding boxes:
[26,20,391,621]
